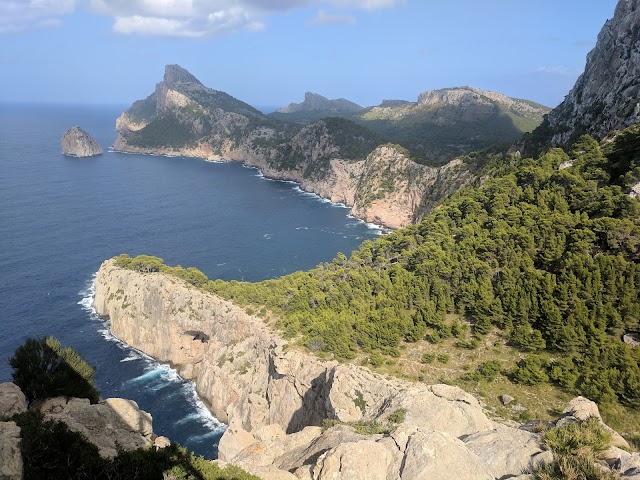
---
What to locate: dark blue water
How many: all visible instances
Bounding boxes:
[0,103,381,458]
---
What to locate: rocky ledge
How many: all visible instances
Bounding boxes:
[92,260,639,480]
[61,126,103,157]
[0,381,169,480]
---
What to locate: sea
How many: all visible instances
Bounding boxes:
[0,103,382,458]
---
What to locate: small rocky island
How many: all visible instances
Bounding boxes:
[61,126,103,157]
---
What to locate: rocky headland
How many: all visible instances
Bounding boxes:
[61,126,103,157]
[92,259,639,480]
[111,62,550,229]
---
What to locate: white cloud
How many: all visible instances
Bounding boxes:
[0,0,403,36]
[309,10,356,25]
[536,65,573,76]
[0,0,78,33]
[92,0,403,37]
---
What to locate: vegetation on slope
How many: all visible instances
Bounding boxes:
[116,125,640,418]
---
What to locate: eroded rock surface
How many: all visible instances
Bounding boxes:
[0,383,27,417]
[0,421,22,480]
[61,126,103,157]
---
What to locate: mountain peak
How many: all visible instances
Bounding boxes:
[538,0,640,146]
[163,65,203,88]
[277,92,363,114]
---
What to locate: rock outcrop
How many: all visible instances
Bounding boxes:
[36,396,153,458]
[94,260,552,479]
[0,383,27,418]
[61,126,103,157]
[537,0,640,146]
[0,421,22,480]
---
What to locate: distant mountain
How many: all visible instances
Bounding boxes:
[270,92,365,123]
[355,87,550,164]
[272,86,550,165]
[529,0,640,148]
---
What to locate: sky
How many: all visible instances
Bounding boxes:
[0,0,619,110]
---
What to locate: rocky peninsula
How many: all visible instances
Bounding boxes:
[61,126,103,157]
[93,259,638,480]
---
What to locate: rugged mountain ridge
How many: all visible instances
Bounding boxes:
[113,65,473,228]
[275,92,364,116]
[532,0,640,147]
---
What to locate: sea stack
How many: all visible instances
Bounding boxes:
[61,126,103,157]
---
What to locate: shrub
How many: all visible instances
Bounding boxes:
[9,337,100,405]
[388,408,407,424]
[543,417,611,456]
[437,353,450,364]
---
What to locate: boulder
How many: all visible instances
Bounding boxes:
[400,430,493,480]
[557,396,630,449]
[0,383,27,418]
[218,420,257,462]
[500,394,515,406]
[0,421,22,480]
[312,439,398,480]
[61,126,103,157]
[154,436,171,449]
[38,396,152,458]
[463,426,545,478]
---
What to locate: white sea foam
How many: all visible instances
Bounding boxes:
[295,227,309,230]
[78,274,226,435]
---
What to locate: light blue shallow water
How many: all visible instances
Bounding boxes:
[0,103,381,458]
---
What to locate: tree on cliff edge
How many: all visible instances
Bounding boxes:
[9,336,100,405]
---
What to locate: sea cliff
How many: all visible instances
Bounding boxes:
[94,259,554,480]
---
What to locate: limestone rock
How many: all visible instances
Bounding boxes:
[500,394,515,406]
[61,126,103,157]
[557,396,630,450]
[38,396,153,458]
[541,0,640,146]
[0,383,27,417]
[400,430,493,480]
[154,436,171,449]
[218,421,257,462]
[312,439,397,480]
[0,421,22,480]
[463,426,545,478]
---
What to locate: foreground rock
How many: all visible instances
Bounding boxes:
[61,126,103,157]
[0,421,22,480]
[94,260,552,479]
[0,383,27,417]
[36,396,153,458]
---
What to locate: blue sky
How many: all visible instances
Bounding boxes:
[0,0,618,109]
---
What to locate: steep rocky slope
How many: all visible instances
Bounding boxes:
[93,260,640,480]
[113,65,473,228]
[531,0,640,147]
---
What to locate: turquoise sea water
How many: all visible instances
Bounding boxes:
[0,103,381,457]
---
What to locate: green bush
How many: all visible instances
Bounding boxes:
[543,417,611,456]
[9,337,100,405]
[388,408,407,424]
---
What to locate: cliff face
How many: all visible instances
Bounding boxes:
[94,260,553,479]
[61,126,103,157]
[541,0,640,146]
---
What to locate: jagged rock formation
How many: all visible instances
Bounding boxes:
[535,0,640,146]
[113,65,473,228]
[94,260,554,479]
[61,126,103,157]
